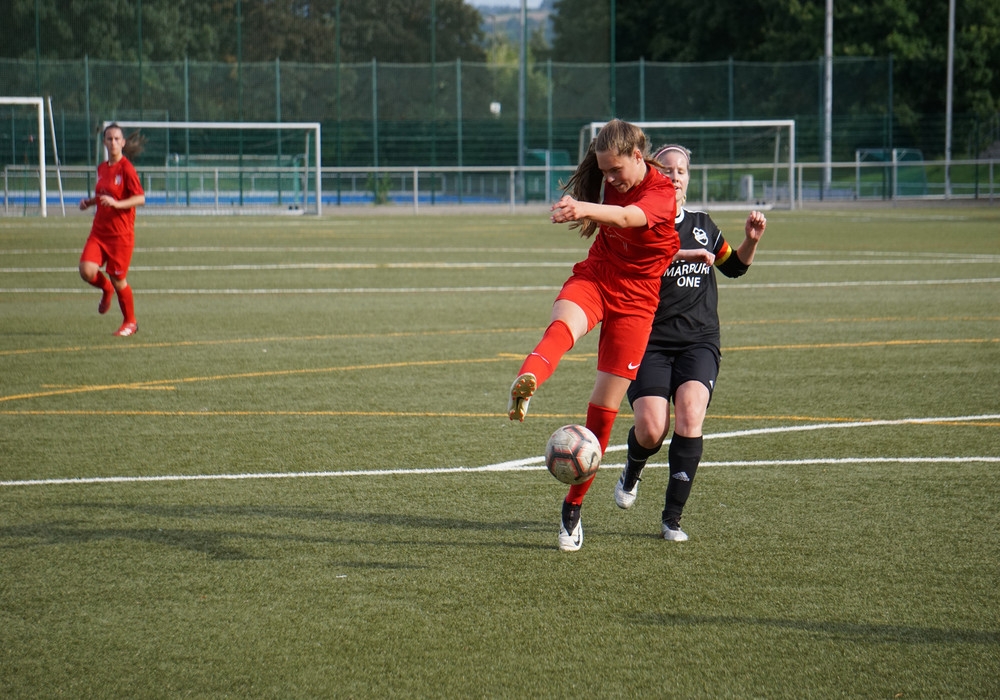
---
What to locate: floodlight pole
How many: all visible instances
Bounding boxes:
[517,0,526,202]
[823,0,833,193]
[610,0,616,116]
[945,0,955,197]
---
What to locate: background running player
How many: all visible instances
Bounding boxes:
[614,144,767,541]
[78,123,145,337]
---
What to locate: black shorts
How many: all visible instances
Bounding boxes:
[627,343,721,407]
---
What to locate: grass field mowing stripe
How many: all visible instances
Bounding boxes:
[3,415,996,488]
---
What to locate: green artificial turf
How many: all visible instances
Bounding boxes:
[1,206,998,697]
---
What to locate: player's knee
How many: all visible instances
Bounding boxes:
[633,415,667,450]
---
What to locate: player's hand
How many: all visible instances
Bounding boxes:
[551,195,583,223]
[673,248,715,266]
[78,198,89,210]
[98,195,118,209]
[745,210,767,242]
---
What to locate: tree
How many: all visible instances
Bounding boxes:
[3,0,487,64]
[6,0,224,61]
[550,0,998,119]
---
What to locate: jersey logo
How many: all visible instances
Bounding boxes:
[115,175,122,186]
[693,227,709,246]
[628,362,641,370]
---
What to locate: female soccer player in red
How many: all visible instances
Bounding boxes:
[78,123,145,336]
[507,119,711,552]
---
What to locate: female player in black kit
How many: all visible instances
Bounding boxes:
[614,144,767,540]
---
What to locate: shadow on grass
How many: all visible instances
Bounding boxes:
[0,502,555,559]
[640,612,1000,646]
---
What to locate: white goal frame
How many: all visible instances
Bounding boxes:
[101,120,323,215]
[2,97,47,216]
[579,120,796,209]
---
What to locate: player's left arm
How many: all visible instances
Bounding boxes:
[111,160,146,210]
[735,210,766,265]
[717,210,766,278]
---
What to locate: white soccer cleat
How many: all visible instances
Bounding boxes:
[661,519,688,542]
[507,372,536,422]
[613,467,640,509]
[559,519,583,552]
[558,502,582,552]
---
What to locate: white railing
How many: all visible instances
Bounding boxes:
[3,159,997,216]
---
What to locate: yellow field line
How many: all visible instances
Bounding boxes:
[0,357,509,404]
[2,409,998,428]
[0,327,543,357]
[728,338,997,351]
[2,320,998,358]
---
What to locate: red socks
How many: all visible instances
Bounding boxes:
[520,322,618,508]
[517,320,575,387]
[565,402,619,505]
[116,283,136,324]
[87,271,113,294]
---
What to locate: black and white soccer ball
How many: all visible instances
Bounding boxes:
[545,424,602,485]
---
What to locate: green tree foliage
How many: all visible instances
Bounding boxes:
[5,0,486,64]
[7,0,222,61]
[552,0,998,118]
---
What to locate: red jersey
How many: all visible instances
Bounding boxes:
[586,164,678,278]
[91,157,144,242]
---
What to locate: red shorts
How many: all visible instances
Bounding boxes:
[80,235,133,279]
[556,258,661,380]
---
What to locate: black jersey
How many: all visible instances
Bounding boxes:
[645,208,750,352]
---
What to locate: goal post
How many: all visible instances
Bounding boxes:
[100,120,322,215]
[579,120,796,209]
[1,97,47,216]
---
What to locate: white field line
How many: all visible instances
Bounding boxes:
[1,286,564,295]
[1,246,997,260]
[3,277,999,295]
[3,257,1000,274]
[3,414,997,488]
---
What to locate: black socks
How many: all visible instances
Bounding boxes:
[663,434,703,524]
[624,426,660,489]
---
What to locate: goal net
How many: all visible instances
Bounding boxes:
[100,121,322,215]
[579,120,796,209]
[1,97,47,216]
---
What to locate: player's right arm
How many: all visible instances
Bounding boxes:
[551,195,648,229]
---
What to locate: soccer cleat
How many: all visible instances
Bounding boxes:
[613,466,641,509]
[558,502,583,552]
[113,322,138,337]
[98,288,114,315]
[507,372,537,422]
[661,518,689,542]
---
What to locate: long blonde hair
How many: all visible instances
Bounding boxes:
[563,119,657,238]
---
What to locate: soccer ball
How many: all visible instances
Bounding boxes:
[545,424,602,485]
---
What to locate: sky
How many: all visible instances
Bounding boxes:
[466,1,546,8]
